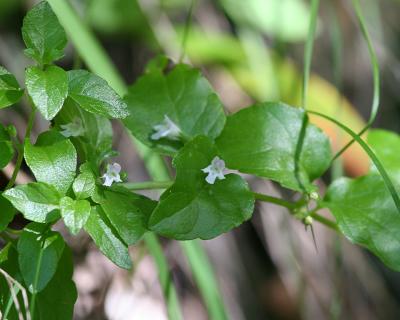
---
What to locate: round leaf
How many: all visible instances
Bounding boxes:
[99,186,157,245]
[22,1,67,64]
[3,182,61,223]
[67,70,129,119]
[25,65,68,120]
[149,136,254,240]
[73,163,96,199]
[60,197,91,235]
[24,130,77,194]
[123,64,226,154]
[325,174,400,271]
[215,102,332,192]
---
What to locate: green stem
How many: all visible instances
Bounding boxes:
[123,182,299,211]
[310,212,339,231]
[122,182,338,230]
[5,228,22,235]
[294,113,309,193]
[123,181,173,191]
[122,182,339,231]
[5,107,36,190]
[30,240,45,320]
[253,192,298,209]
[255,193,339,230]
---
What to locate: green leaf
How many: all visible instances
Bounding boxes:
[0,194,15,232]
[18,222,65,293]
[55,99,113,166]
[99,186,157,245]
[0,123,14,169]
[22,1,67,64]
[368,129,400,178]
[84,206,132,269]
[149,136,254,240]
[73,163,96,199]
[325,174,400,271]
[24,130,77,194]
[36,245,77,320]
[0,66,23,109]
[60,197,91,235]
[123,64,226,154]
[67,70,129,119]
[3,182,61,223]
[25,65,68,120]
[215,102,332,192]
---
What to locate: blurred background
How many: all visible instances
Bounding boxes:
[1,0,400,319]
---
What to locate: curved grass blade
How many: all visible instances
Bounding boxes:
[294,0,320,193]
[308,110,400,213]
[181,241,228,320]
[332,0,380,160]
[329,0,345,180]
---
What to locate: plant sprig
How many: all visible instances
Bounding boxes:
[1,1,400,319]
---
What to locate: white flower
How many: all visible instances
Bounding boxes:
[151,115,181,141]
[202,156,226,184]
[102,163,122,187]
[60,117,84,138]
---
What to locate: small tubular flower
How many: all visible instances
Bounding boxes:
[102,163,122,187]
[202,156,226,184]
[151,115,181,141]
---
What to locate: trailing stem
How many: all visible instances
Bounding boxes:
[5,106,36,190]
[124,181,339,230]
